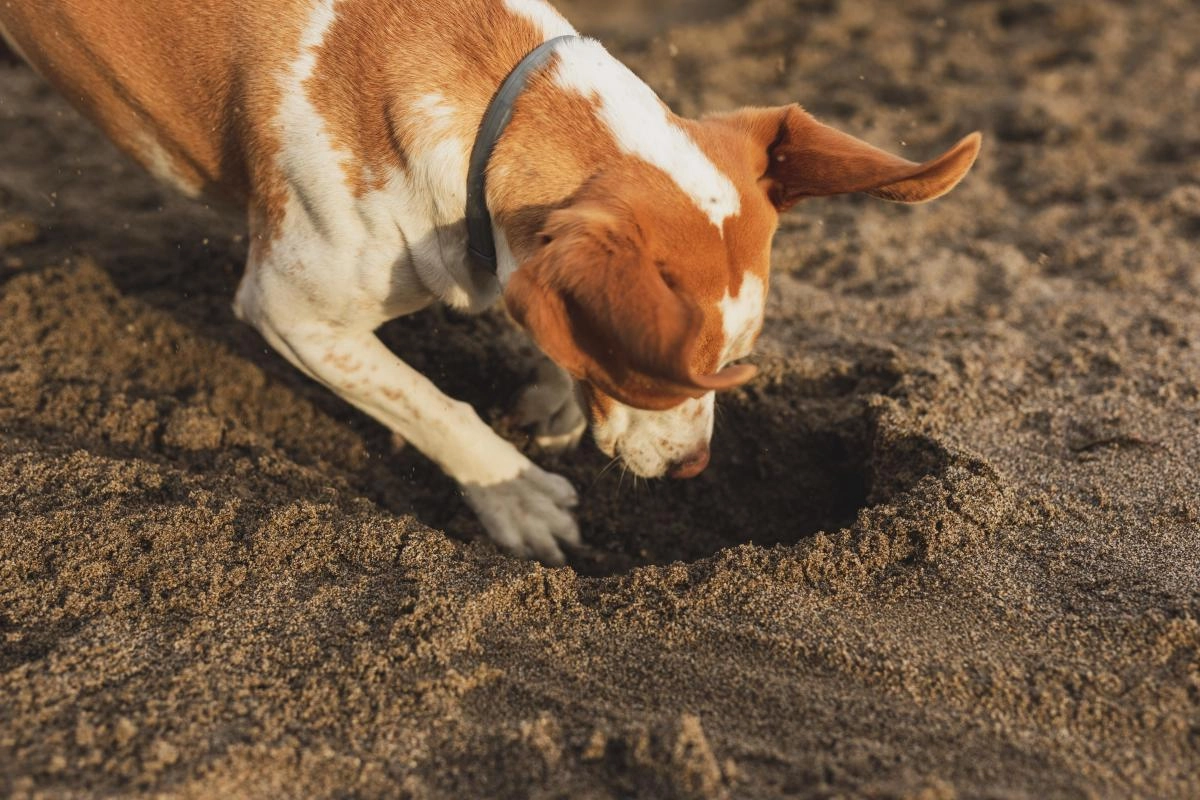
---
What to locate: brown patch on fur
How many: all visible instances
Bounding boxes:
[504,179,757,411]
[578,382,615,427]
[483,65,780,410]
[488,78,618,263]
[0,0,323,230]
[497,97,976,412]
[3,1,265,199]
[322,351,363,373]
[306,0,551,196]
[495,105,781,411]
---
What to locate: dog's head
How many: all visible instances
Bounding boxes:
[505,104,980,479]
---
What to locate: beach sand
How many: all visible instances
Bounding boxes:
[2,0,1199,796]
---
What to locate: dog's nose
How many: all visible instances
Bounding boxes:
[668,446,710,479]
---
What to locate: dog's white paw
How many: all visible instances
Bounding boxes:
[514,361,587,454]
[462,465,580,565]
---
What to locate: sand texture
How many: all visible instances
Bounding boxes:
[2,0,1200,797]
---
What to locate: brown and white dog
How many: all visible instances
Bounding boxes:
[0,0,980,563]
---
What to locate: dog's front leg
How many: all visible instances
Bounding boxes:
[513,358,587,454]
[239,291,580,564]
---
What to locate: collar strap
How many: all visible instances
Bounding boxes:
[466,35,579,275]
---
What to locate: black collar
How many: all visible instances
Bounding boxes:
[465,35,579,275]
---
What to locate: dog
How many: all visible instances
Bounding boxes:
[0,0,980,564]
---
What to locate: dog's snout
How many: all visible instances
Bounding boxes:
[668,446,710,479]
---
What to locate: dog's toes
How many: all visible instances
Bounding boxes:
[462,466,581,564]
[538,499,580,550]
[524,524,568,566]
[529,467,579,510]
[479,517,534,561]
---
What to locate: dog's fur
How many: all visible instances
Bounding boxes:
[0,0,980,563]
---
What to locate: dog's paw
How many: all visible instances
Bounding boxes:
[513,362,587,454]
[462,465,580,565]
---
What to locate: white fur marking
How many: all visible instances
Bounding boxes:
[133,130,202,198]
[720,273,766,362]
[276,0,357,244]
[274,8,493,314]
[404,93,497,310]
[494,228,519,286]
[408,93,471,223]
[592,394,715,479]
[503,0,578,38]
[553,39,740,231]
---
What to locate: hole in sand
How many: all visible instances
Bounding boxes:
[361,322,950,578]
[555,368,951,577]
[565,403,871,577]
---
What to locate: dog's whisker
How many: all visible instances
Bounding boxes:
[591,456,620,488]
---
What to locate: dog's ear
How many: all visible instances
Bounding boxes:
[505,205,755,410]
[723,105,981,211]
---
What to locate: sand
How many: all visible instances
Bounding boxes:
[2,0,1199,797]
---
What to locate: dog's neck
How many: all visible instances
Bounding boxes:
[465,35,578,275]
[481,37,698,286]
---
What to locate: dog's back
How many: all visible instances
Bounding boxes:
[0,0,553,205]
[0,0,273,198]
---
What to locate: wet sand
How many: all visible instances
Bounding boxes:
[2,0,1199,796]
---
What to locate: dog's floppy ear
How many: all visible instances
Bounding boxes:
[505,205,755,410]
[726,104,981,211]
